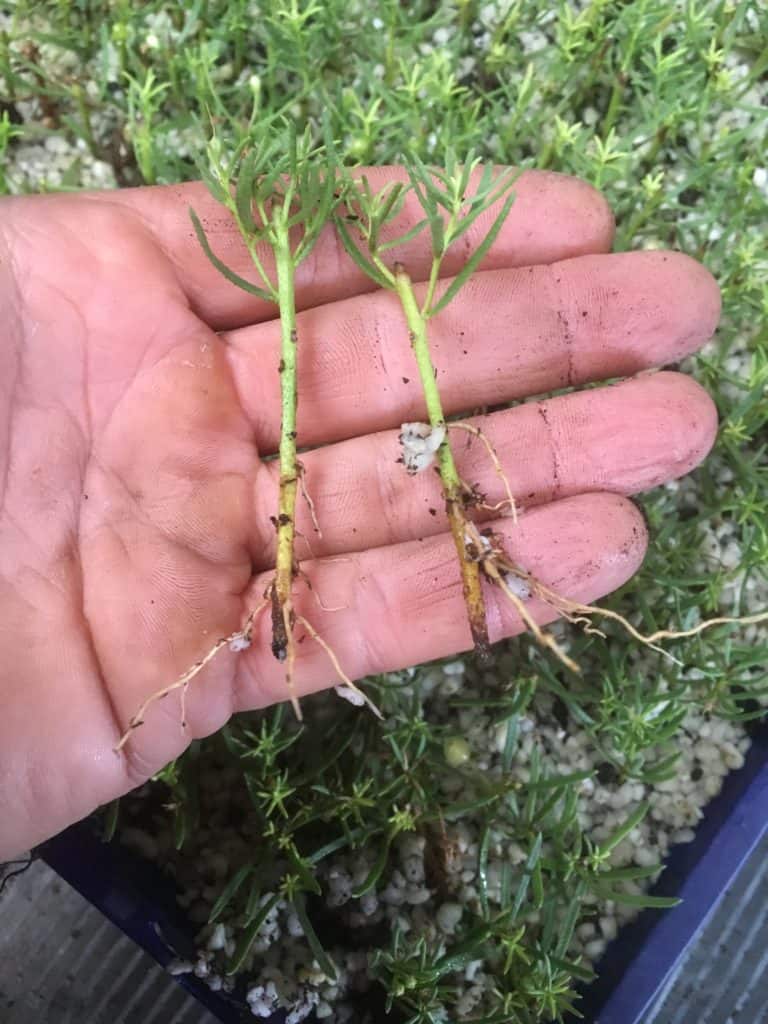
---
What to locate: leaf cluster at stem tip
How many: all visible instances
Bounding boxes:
[190,113,340,304]
[335,150,520,316]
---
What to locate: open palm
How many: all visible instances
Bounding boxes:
[0,170,720,858]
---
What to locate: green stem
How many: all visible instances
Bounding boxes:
[72,83,97,157]
[393,263,490,662]
[423,210,457,316]
[601,73,626,139]
[617,193,663,247]
[422,255,441,316]
[271,228,299,664]
[537,139,555,171]
[234,208,274,298]
[0,31,16,102]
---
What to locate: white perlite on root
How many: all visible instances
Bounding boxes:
[334,684,367,707]
[399,422,446,474]
[229,633,253,653]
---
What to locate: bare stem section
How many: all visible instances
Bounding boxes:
[268,232,303,715]
[394,263,490,662]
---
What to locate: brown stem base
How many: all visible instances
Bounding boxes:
[445,490,491,663]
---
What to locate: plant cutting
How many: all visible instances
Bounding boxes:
[336,154,519,665]
[335,159,768,681]
[115,119,380,751]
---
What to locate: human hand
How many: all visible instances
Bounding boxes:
[0,170,720,858]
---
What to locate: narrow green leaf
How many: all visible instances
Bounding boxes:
[472,160,494,204]
[375,181,406,229]
[457,155,478,211]
[218,724,245,758]
[532,859,544,908]
[560,784,580,830]
[255,159,284,206]
[540,889,558,948]
[500,859,512,909]
[244,878,265,924]
[312,168,342,246]
[410,153,453,208]
[359,174,375,211]
[287,118,298,175]
[647,750,682,775]
[443,789,506,817]
[196,162,229,204]
[598,802,650,856]
[554,886,587,958]
[429,203,445,258]
[292,893,338,981]
[243,771,263,811]
[522,746,542,824]
[433,910,510,977]
[449,175,516,247]
[511,833,543,919]
[501,715,519,772]
[536,789,566,828]
[406,169,435,222]
[209,864,253,923]
[227,892,280,974]
[308,828,365,865]
[319,109,337,202]
[406,160,444,253]
[101,799,120,842]
[353,831,391,897]
[334,215,392,288]
[549,954,595,983]
[595,887,681,910]
[189,208,274,302]
[173,761,199,851]
[427,190,516,317]
[377,217,430,252]
[286,845,321,896]
[528,770,592,790]
[428,159,454,192]
[234,147,258,233]
[477,824,491,918]
[227,133,252,173]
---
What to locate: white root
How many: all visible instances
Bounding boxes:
[448,421,518,521]
[114,602,268,753]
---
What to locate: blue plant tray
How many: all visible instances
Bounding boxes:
[41,728,768,1024]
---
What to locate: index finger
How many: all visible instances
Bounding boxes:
[104,167,615,330]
